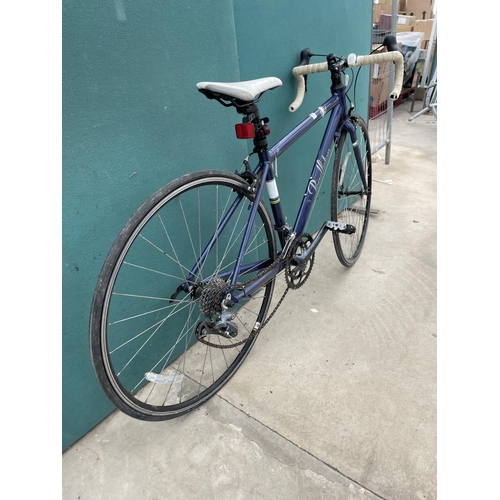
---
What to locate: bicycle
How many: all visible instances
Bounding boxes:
[89,35,403,421]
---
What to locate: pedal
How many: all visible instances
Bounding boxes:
[326,221,355,234]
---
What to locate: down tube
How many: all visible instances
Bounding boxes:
[294,104,343,235]
[345,119,368,192]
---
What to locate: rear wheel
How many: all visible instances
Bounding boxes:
[331,115,372,266]
[89,170,276,420]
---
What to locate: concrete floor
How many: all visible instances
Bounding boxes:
[62,99,437,500]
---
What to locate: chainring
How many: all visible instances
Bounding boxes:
[285,233,315,290]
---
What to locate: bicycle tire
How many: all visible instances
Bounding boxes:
[89,170,276,420]
[331,114,372,266]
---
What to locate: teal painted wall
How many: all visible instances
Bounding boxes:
[62,0,245,451]
[62,0,371,451]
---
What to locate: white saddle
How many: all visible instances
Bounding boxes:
[196,77,282,102]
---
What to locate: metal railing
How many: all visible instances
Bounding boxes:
[368,1,398,164]
[369,0,437,162]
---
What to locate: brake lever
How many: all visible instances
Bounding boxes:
[297,48,332,92]
[298,48,313,92]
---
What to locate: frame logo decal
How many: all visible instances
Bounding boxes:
[307,155,326,195]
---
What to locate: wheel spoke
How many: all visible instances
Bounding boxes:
[156,212,187,281]
[136,233,194,278]
[91,173,276,420]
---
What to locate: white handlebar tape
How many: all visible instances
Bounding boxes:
[289,62,328,112]
[347,51,404,101]
[288,50,404,112]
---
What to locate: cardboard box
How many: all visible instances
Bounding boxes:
[372,61,391,79]
[413,19,436,40]
[378,14,392,30]
[406,0,434,19]
[397,15,415,26]
[413,43,436,99]
[414,86,426,100]
[422,39,438,50]
[373,3,391,23]
[420,41,436,66]
[371,45,392,78]
[370,75,390,109]
[397,25,414,32]
[369,46,392,109]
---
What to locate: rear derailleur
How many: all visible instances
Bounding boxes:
[196,310,239,342]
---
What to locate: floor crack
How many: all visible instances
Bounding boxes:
[216,393,389,500]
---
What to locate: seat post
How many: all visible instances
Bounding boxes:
[237,102,270,153]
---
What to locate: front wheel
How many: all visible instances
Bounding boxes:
[89,170,276,420]
[331,115,372,267]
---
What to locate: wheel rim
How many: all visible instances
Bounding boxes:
[98,175,275,417]
[333,118,372,265]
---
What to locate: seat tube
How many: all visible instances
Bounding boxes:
[230,158,271,286]
[257,150,286,248]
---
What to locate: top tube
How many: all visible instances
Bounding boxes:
[268,94,340,162]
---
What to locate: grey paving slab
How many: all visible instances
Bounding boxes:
[63,394,383,500]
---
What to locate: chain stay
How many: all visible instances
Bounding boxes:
[197,233,313,349]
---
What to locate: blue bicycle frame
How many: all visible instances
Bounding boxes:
[188,81,366,303]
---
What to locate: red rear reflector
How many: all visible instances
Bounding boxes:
[235,123,255,139]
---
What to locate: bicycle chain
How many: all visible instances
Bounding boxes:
[196,251,288,349]
[196,233,313,349]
